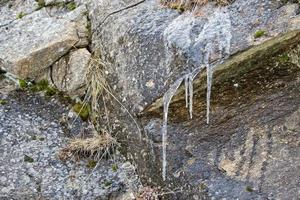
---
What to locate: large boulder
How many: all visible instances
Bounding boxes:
[50,48,91,96]
[89,0,300,199]
[90,0,299,113]
[0,3,89,80]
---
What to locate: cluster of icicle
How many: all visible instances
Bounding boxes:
[161,54,213,181]
[161,7,232,181]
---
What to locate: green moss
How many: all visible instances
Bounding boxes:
[104,180,112,187]
[19,79,28,89]
[111,164,118,172]
[86,160,97,168]
[277,53,290,63]
[28,79,57,96]
[66,2,76,11]
[31,135,45,141]
[169,3,186,13]
[246,186,254,192]
[16,12,26,19]
[45,86,57,96]
[30,79,49,92]
[72,103,90,121]
[24,155,34,163]
[35,0,45,10]
[0,99,7,105]
[199,182,207,191]
[86,20,92,41]
[254,30,266,38]
[63,95,73,103]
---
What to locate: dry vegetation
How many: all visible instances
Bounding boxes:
[59,54,140,162]
[58,133,117,161]
[58,56,116,161]
[161,0,234,11]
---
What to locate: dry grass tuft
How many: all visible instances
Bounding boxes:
[137,187,159,200]
[85,55,142,138]
[135,186,183,199]
[161,0,233,11]
[61,54,142,163]
[85,56,109,121]
[58,133,117,161]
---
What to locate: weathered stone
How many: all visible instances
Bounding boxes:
[0,0,38,27]
[50,48,91,96]
[0,5,88,79]
[90,0,299,113]
[89,0,300,198]
[0,77,141,199]
[44,0,69,5]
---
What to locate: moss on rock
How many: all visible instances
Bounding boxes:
[24,155,34,163]
[72,103,90,121]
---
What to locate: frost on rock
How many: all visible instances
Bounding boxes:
[161,7,232,180]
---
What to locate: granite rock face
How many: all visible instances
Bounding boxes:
[89,0,300,198]
[0,1,89,95]
[50,48,91,96]
[1,0,299,198]
[0,76,141,199]
[0,0,38,27]
[90,0,299,113]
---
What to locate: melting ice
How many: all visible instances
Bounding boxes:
[161,7,232,181]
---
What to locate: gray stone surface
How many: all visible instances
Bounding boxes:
[0,2,89,79]
[0,0,38,27]
[45,0,70,5]
[90,0,300,113]
[1,0,299,199]
[50,48,91,96]
[0,77,140,199]
[89,0,300,199]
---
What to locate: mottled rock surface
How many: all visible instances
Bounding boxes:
[50,48,91,96]
[90,0,299,113]
[0,76,140,199]
[0,0,37,27]
[89,0,300,199]
[0,1,89,80]
[1,0,299,199]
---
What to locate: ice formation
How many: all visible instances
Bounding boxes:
[161,7,232,180]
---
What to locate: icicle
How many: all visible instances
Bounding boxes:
[191,66,202,80]
[188,75,193,119]
[162,101,169,182]
[206,64,213,124]
[185,75,189,108]
[162,77,184,181]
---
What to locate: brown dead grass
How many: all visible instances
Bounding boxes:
[58,133,117,161]
[161,0,233,11]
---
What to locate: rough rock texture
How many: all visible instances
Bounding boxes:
[45,0,70,5]
[1,0,299,199]
[0,76,140,199]
[0,2,89,80]
[50,48,91,96]
[90,0,300,113]
[89,0,300,199]
[0,0,38,27]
